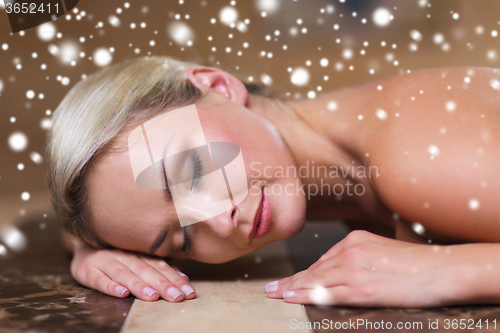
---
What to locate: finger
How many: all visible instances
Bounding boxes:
[276,265,320,285]
[267,274,308,299]
[117,256,192,302]
[264,272,303,296]
[296,240,344,274]
[177,271,190,282]
[84,267,131,298]
[282,286,351,305]
[265,242,348,297]
[166,263,190,281]
[139,256,195,299]
[319,231,380,264]
[266,263,333,296]
[267,267,348,299]
[267,272,311,299]
[98,260,161,301]
[267,259,339,290]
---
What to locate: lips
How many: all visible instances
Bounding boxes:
[248,188,271,242]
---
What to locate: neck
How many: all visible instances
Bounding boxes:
[246,93,370,217]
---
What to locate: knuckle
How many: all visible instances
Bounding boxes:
[341,244,365,260]
[156,260,170,270]
[304,268,314,278]
[92,274,107,289]
[130,280,146,292]
[111,266,129,278]
[152,279,172,291]
[306,264,317,273]
[134,262,152,272]
[357,284,376,300]
[74,263,89,280]
[74,266,84,279]
[345,230,368,243]
[171,274,188,285]
[317,254,329,264]
[92,250,108,260]
[78,256,91,268]
[349,270,367,285]
[141,264,164,276]
[279,276,292,285]
[305,271,320,285]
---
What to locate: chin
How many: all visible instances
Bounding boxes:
[273,196,307,241]
[281,215,306,240]
[196,248,255,264]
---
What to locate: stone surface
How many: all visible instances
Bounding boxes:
[305,305,500,332]
[0,214,134,333]
[122,240,312,333]
[2,212,500,333]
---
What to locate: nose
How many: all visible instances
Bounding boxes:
[201,206,239,238]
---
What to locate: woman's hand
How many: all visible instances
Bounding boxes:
[70,241,195,302]
[266,230,473,307]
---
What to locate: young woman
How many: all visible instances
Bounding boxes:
[46,56,500,308]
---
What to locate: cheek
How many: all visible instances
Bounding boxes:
[243,139,298,190]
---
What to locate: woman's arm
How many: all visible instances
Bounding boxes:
[63,230,196,302]
[268,68,500,307]
[266,230,500,307]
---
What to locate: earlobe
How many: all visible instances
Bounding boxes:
[187,66,248,106]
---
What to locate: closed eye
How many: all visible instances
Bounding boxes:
[182,227,192,258]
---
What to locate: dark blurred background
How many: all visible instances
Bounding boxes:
[1,0,499,232]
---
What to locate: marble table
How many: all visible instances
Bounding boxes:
[1,216,499,332]
[0,215,134,333]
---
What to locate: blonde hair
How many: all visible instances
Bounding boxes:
[46,56,203,248]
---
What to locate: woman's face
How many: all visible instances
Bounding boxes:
[87,90,306,263]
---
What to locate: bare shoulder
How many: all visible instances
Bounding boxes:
[363,66,500,243]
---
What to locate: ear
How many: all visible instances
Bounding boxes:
[187,66,248,106]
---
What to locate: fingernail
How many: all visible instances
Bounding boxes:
[181,285,195,296]
[178,272,189,278]
[266,283,278,293]
[168,287,184,301]
[144,287,158,298]
[116,285,129,295]
[283,290,295,298]
[267,280,278,286]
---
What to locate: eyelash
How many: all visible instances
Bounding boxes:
[182,227,191,258]
[191,152,202,190]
